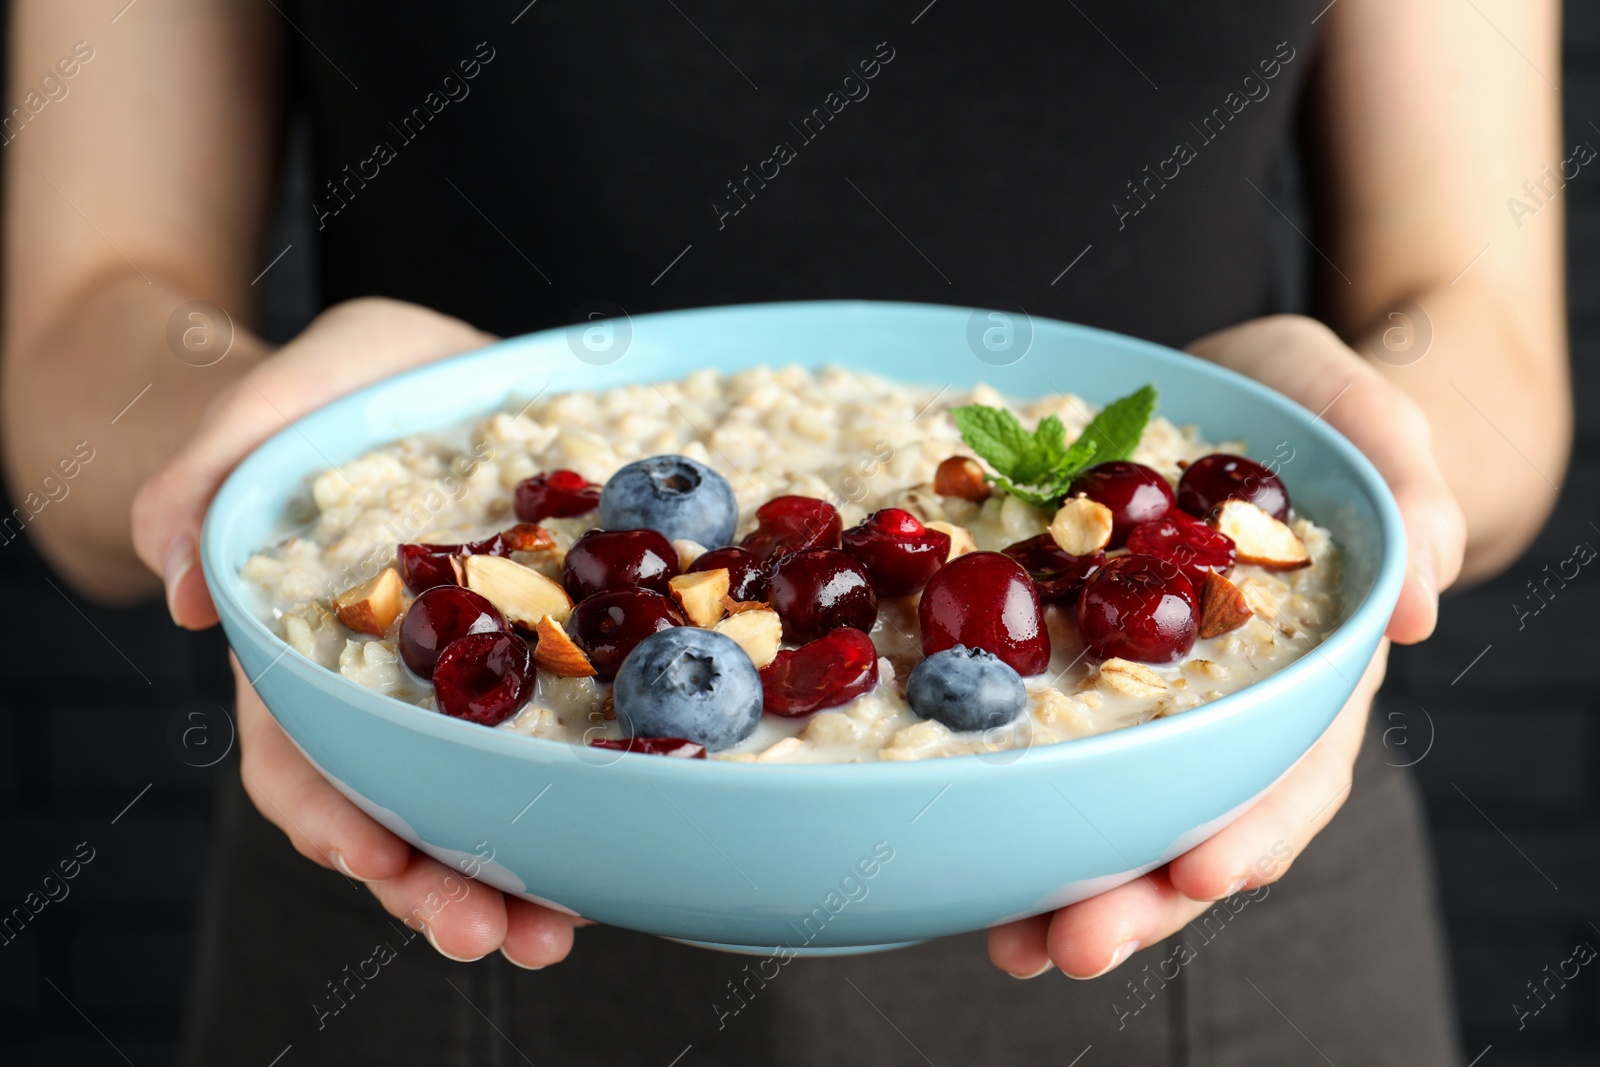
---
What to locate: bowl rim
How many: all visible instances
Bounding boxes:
[201,298,1406,784]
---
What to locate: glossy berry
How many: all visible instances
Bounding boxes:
[588,736,706,758]
[766,548,878,644]
[562,528,679,600]
[1125,514,1237,587]
[906,645,1027,732]
[1001,534,1105,607]
[1066,461,1174,548]
[689,545,772,602]
[599,455,739,547]
[918,551,1050,676]
[432,631,534,726]
[514,470,601,524]
[760,627,880,717]
[841,508,951,597]
[564,588,686,682]
[397,531,514,593]
[1177,453,1290,522]
[1076,554,1198,664]
[740,495,841,560]
[399,585,507,679]
[612,628,762,751]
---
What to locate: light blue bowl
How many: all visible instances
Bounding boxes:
[202,301,1404,954]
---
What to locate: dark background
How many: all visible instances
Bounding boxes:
[1,4,1596,1065]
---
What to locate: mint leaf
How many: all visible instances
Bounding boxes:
[1077,385,1157,464]
[950,405,1032,476]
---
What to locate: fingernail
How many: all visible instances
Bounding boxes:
[1008,960,1055,980]
[422,922,486,963]
[163,534,196,625]
[499,946,545,971]
[1066,940,1140,981]
[329,849,372,883]
[1224,877,1248,898]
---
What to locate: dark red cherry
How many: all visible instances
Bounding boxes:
[514,470,602,524]
[564,588,686,682]
[841,508,951,597]
[740,495,842,560]
[918,551,1050,676]
[1001,534,1106,607]
[766,548,878,644]
[588,736,706,758]
[562,528,679,600]
[1076,554,1198,664]
[399,585,507,679]
[1125,514,1237,587]
[433,631,534,726]
[689,545,772,601]
[397,530,518,593]
[1177,454,1290,522]
[760,627,880,716]
[1066,462,1174,548]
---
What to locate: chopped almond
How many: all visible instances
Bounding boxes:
[333,567,406,636]
[926,521,977,561]
[501,523,557,552]
[672,538,708,570]
[714,608,783,668]
[1209,499,1311,570]
[532,614,596,677]
[1198,571,1254,638]
[934,456,991,502]
[1048,494,1114,556]
[464,554,574,627]
[669,568,731,627]
[723,596,771,616]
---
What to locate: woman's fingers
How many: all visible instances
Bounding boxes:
[234,656,410,881]
[987,912,1054,978]
[1046,868,1202,979]
[500,897,581,970]
[365,852,510,962]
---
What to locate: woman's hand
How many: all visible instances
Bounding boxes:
[987,314,1466,979]
[133,296,582,967]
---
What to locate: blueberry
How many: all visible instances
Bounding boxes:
[612,628,762,751]
[906,645,1027,732]
[599,455,738,547]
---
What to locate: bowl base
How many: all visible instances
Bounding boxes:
[662,936,928,957]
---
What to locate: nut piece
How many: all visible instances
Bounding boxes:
[669,568,731,627]
[533,614,596,677]
[1198,571,1254,639]
[501,523,557,552]
[1234,576,1280,620]
[1097,658,1169,700]
[723,595,770,616]
[1209,499,1310,570]
[333,567,406,636]
[464,553,574,626]
[934,456,991,502]
[713,607,783,668]
[926,521,977,561]
[672,538,708,570]
[1048,494,1114,556]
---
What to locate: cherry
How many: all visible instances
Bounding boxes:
[588,737,706,758]
[841,509,951,597]
[514,470,602,524]
[1001,534,1106,607]
[740,495,841,560]
[689,545,772,602]
[766,548,879,644]
[433,631,534,726]
[760,627,880,716]
[399,585,507,679]
[918,551,1050,676]
[1066,462,1174,548]
[1125,514,1237,587]
[562,528,679,600]
[397,531,516,593]
[564,588,686,682]
[1177,453,1290,522]
[1076,554,1198,664]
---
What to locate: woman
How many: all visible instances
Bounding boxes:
[3,0,1568,1062]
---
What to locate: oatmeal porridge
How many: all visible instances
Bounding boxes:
[240,365,1341,763]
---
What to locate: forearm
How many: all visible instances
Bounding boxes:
[1,271,266,601]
